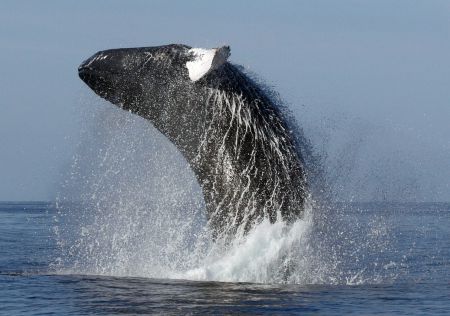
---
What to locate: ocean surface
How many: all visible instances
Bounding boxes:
[1,201,449,315]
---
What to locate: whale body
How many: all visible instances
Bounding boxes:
[78,44,307,237]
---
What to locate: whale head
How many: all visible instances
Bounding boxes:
[78,44,230,118]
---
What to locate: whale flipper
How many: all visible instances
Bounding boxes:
[186,46,230,81]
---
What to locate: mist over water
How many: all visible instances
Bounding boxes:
[54,95,413,285]
[298,105,447,203]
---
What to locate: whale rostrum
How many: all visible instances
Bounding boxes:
[78,44,308,237]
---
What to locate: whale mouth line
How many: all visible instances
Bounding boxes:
[78,66,121,79]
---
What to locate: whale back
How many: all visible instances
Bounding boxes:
[194,63,307,236]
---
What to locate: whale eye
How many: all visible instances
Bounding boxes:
[185,46,230,82]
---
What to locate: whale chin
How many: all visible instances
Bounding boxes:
[79,67,111,96]
[78,66,134,109]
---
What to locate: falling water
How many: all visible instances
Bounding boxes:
[53,94,404,285]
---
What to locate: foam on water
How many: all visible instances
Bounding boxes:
[55,198,318,284]
[178,205,314,283]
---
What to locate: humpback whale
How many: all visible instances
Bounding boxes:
[78,44,307,237]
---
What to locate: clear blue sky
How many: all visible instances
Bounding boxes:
[0,0,449,201]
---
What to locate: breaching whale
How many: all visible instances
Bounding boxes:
[78,44,307,237]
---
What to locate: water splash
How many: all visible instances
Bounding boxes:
[178,204,314,283]
[53,97,404,285]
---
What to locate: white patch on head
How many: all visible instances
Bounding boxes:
[186,46,230,82]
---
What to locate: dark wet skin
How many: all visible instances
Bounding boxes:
[79,44,307,237]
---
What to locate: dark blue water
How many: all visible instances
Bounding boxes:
[1,202,449,315]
